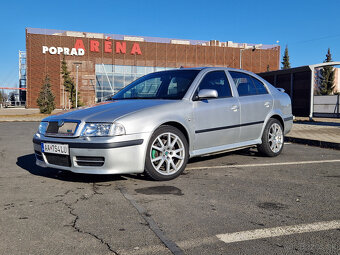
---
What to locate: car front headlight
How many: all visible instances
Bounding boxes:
[111,123,126,136]
[38,122,48,135]
[80,123,125,137]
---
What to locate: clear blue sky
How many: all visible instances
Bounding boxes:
[1,0,340,88]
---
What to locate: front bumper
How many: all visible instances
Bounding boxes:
[33,132,151,174]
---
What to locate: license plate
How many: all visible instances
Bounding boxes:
[41,143,69,155]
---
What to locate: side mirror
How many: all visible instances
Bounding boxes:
[197,89,218,100]
[277,88,285,93]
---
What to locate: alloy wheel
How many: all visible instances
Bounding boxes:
[150,132,185,175]
[268,123,283,153]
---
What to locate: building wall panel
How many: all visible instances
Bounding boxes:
[26,31,280,108]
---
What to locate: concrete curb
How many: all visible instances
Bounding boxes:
[285,136,340,150]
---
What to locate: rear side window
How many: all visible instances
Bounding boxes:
[229,71,268,96]
[252,77,268,95]
[198,71,232,98]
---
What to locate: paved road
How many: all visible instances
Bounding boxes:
[0,122,339,255]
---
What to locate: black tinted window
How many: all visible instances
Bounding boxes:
[251,77,268,94]
[229,71,257,96]
[198,71,232,98]
[229,71,268,96]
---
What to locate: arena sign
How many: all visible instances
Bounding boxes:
[42,39,142,56]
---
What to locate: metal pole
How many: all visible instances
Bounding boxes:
[337,94,339,118]
[62,83,64,110]
[239,49,243,69]
[73,62,82,108]
[102,63,114,93]
[76,65,79,108]
[290,73,294,99]
[309,67,315,120]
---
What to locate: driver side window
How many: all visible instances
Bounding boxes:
[197,71,232,98]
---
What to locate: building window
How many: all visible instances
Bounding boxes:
[95,64,177,102]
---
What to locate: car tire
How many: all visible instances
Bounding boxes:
[144,125,189,181]
[257,118,284,157]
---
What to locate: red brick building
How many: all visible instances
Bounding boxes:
[26,28,280,108]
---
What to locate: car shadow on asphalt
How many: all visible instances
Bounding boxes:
[16,154,128,183]
[17,149,260,183]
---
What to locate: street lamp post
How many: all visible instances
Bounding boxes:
[239,48,245,69]
[62,83,64,110]
[73,62,82,108]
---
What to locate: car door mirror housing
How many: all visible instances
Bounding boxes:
[197,89,218,100]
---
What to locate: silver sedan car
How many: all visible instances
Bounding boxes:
[33,67,292,181]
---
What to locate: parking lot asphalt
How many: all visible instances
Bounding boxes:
[0,122,339,255]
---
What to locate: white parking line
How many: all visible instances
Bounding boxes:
[187,159,340,170]
[216,220,340,244]
[120,220,340,252]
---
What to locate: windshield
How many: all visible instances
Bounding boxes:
[112,70,200,100]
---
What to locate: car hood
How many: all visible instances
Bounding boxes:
[44,100,177,123]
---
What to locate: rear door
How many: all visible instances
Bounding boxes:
[193,70,240,150]
[228,71,273,142]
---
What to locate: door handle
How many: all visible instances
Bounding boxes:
[231,105,239,111]
[264,102,270,108]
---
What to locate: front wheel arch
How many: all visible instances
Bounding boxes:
[157,121,190,148]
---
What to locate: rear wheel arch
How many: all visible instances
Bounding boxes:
[259,114,284,141]
[268,114,284,132]
[258,118,284,157]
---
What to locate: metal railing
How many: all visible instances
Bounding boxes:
[313,95,340,118]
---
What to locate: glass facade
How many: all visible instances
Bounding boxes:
[19,51,27,102]
[95,64,175,102]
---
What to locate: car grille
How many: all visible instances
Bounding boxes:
[45,153,71,167]
[75,156,105,167]
[46,121,79,136]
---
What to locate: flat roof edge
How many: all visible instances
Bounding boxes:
[258,61,340,75]
[25,27,279,49]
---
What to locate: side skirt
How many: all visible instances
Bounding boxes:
[189,139,261,158]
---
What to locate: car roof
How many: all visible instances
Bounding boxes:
[177,66,253,73]
[178,66,240,70]
[154,67,258,77]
